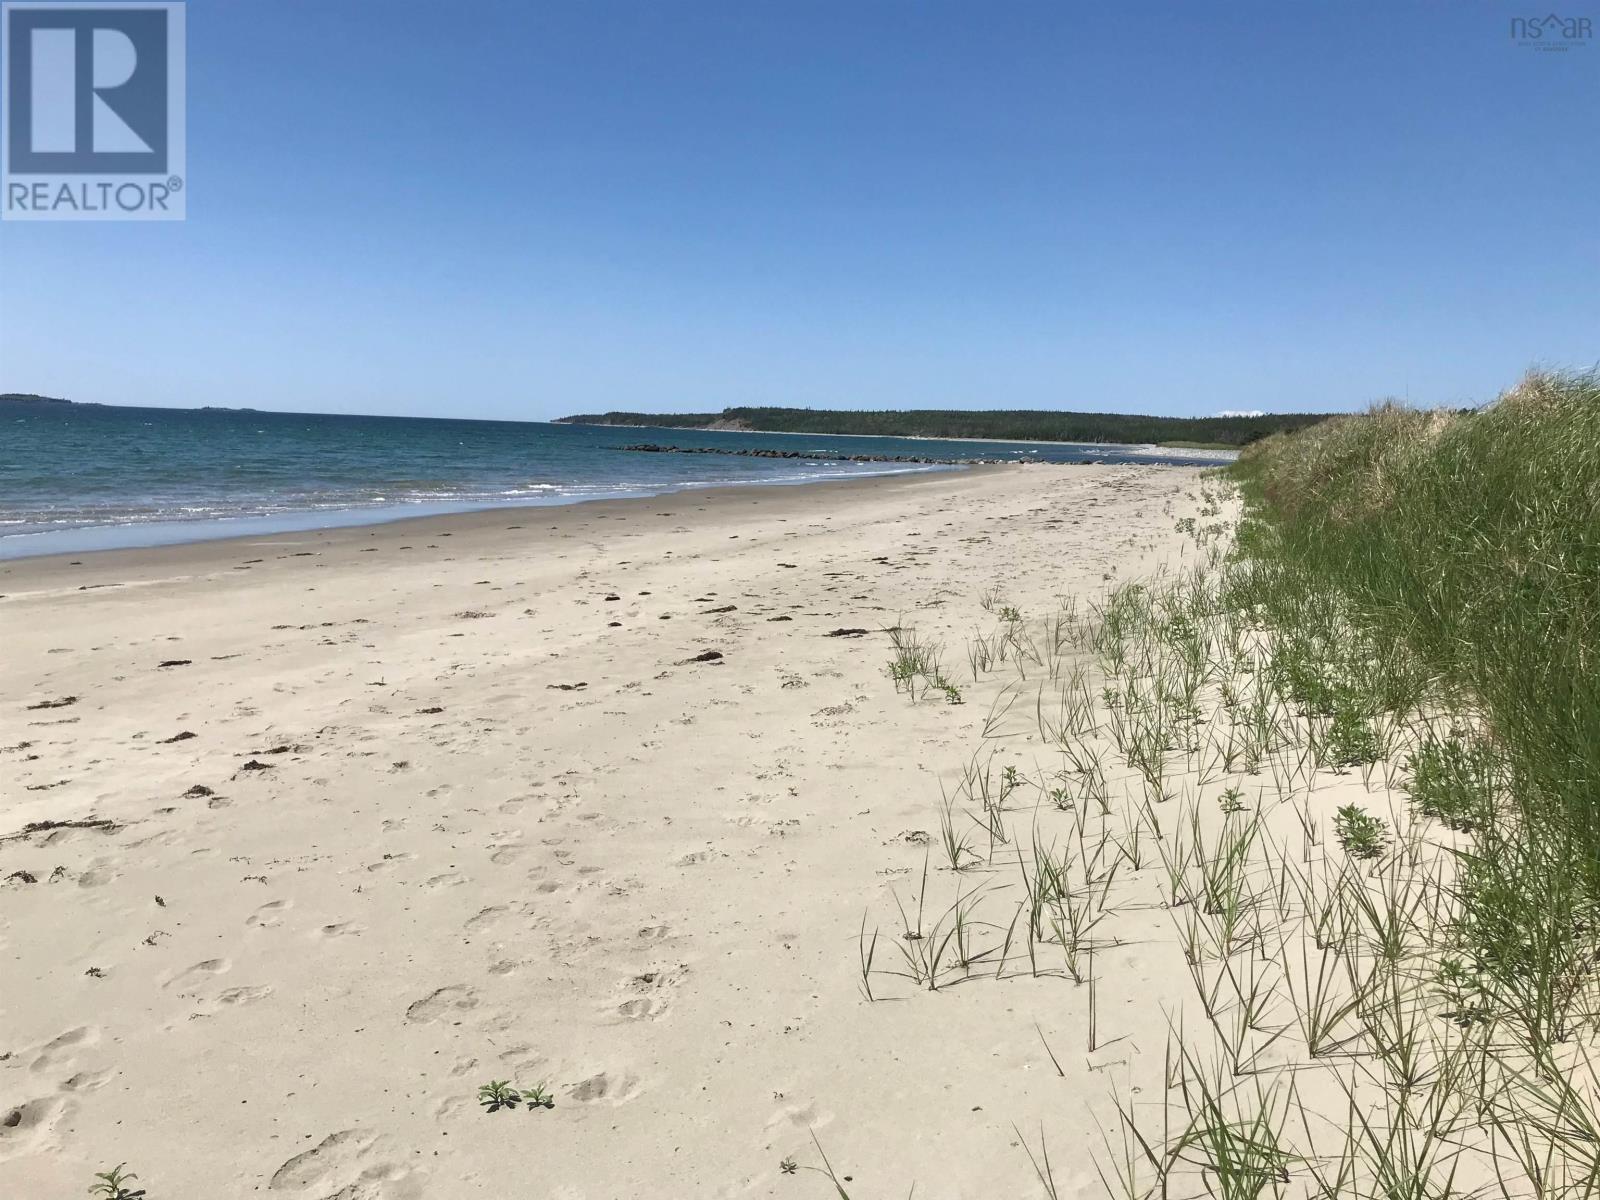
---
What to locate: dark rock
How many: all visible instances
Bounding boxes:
[615,443,1020,466]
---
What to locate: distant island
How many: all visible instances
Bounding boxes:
[553,406,1335,449]
[2,394,259,411]
[0,392,78,405]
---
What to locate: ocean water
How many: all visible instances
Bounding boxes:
[0,403,1227,559]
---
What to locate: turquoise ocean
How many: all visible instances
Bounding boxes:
[0,402,1225,559]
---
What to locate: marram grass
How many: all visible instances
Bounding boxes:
[1233,368,1600,1050]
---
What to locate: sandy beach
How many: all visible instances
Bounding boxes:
[3,464,1225,1197]
[4,4,1585,1194]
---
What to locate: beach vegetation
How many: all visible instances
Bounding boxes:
[89,1165,145,1200]
[847,368,1600,1200]
[478,1080,522,1112]
[477,1079,554,1112]
[1332,804,1386,861]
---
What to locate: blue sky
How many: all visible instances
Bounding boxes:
[1,1,1595,419]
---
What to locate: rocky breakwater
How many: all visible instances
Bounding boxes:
[616,443,1025,466]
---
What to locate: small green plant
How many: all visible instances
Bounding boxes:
[940,680,964,705]
[1322,704,1379,768]
[885,622,948,702]
[857,913,879,1001]
[937,796,976,872]
[1333,804,1387,860]
[780,1156,798,1174]
[477,1080,522,1112]
[1407,732,1495,833]
[89,1165,145,1200]
[478,1079,555,1111]
[1217,787,1245,815]
[1434,955,1490,1028]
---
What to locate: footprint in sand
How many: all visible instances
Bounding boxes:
[565,1070,641,1106]
[615,997,659,1020]
[164,958,230,991]
[28,1025,97,1073]
[246,899,292,928]
[213,985,274,1007]
[174,984,274,1022]
[766,1099,833,1132]
[268,1129,412,1194]
[0,1095,72,1162]
[611,967,682,1021]
[404,985,478,1024]
[61,1067,115,1092]
[462,905,507,936]
[76,861,118,888]
[495,1046,550,1079]
[314,921,364,939]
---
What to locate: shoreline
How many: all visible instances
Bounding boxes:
[0,465,1005,581]
[0,461,968,564]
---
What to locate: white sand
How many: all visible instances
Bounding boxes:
[0,464,1326,1198]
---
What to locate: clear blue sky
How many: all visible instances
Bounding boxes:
[1,1,1595,419]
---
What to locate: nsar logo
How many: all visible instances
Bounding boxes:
[1510,12,1593,50]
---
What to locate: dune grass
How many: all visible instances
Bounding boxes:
[813,372,1600,1196]
[1232,368,1600,1055]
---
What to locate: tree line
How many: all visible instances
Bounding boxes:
[554,406,1335,448]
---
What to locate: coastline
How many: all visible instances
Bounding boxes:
[0,461,968,563]
[1,463,1208,1196]
[2,407,1238,565]
[0,465,995,580]
[560,418,1244,457]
